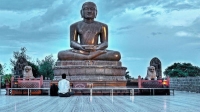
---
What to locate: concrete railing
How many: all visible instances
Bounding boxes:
[7,88,50,96]
[7,87,174,96]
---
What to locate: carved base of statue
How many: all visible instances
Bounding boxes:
[53,60,127,87]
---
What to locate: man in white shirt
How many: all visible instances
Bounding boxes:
[58,73,70,97]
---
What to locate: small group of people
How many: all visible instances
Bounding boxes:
[50,73,73,97]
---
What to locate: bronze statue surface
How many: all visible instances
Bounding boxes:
[58,2,121,61]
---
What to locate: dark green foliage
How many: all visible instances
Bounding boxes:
[10,47,55,79]
[37,55,55,80]
[164,63,200,77]
[0,63,6,76]
[28,61,40,78]
[0,63,3,75]
[2,74,13,84]
[125,71,134,80]
[10,47,30,67]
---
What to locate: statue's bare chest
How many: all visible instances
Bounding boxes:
[77,22,102,44]
[78,22,101,35]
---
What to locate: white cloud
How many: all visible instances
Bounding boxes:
[175,31,200,38]
[156,9,200,27]
[175,31,192,37]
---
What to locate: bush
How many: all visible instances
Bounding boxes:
[2,74,13,84]
[164,63,200,77]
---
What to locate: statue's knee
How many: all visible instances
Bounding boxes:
[58,51,61,57]
[111,51,121,60]
[115,51,121,58]
[58,51,65,60]
[58,50,74,60]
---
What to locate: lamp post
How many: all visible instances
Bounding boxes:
[13,80,18,88]
[162,79,167,88]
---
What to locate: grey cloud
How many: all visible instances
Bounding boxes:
[41,3,71,24]
[143,10,161,16]
[0,25,20,36]
[96,0,157,21]
[162,0,200,11]
[0,0,55,11]
[175,16,200,36]
[96,0,200,21]
[2,0,200,37]
[151,32,162,36]
[20,17,44,30]
[117,25,134,30]
[19,1,74,30]
[143,10,154,14]
[0,25,67,43]
[191,16,200,32]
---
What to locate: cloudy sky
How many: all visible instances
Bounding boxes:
[0,0,200,78]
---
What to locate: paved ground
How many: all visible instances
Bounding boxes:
[0,90,200,112]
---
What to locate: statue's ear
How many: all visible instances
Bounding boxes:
[80,10,83,18]
[95,10,97,18]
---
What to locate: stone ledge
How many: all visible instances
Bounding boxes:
[54,66,127,69]
[54,76,126,81]
[54,66,127,76]
[56,60,122,66]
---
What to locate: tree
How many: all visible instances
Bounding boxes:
[10,47,42,78]
[28,61,40,78]
[0,63,6,76]
[37,55,55,80]
[10,47,31,75]
[125,71,134,80]
[2,74,13,85]
[10,47,30,68]
[164,63,200,77]
[0,63,3,75]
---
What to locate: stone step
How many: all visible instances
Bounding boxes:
[54,66,126,76]
[56,60,122,66]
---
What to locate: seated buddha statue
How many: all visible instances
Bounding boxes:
[58,2,121,61]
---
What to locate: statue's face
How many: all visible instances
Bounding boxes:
[24,66,31,72]
[81,3,97,19]
[149,66,155,72]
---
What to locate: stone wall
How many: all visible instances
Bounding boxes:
[170,77,200,93]
[43,80,51,88]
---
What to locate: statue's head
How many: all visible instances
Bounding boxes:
[81,2,97,19]
[24,66,32,72]
[148,66,155,73]
[146,66,157,80]
[23,66,33,78]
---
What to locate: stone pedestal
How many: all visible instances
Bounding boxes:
[53,60,127,87]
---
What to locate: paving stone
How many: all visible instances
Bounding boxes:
[0,91,200,112]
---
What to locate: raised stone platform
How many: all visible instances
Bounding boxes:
[55,60,122,66]
[53,60,127,87]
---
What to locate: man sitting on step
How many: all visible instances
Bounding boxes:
[58,73,70,97]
